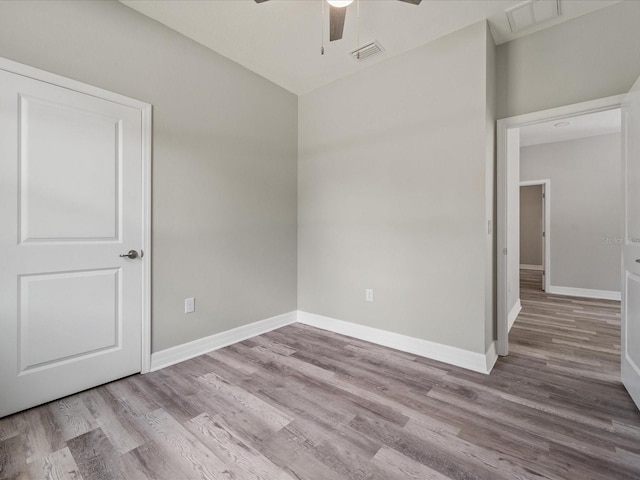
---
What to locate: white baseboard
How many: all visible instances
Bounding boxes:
[297,311,497,374]
[508,299,522,332]
[485,340,498,373]
[149,311,297,372]
[547,286,621,301]
[150,309,501,375]
[520,264,543,271]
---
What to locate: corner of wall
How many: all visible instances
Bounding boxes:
[485,20,498,352]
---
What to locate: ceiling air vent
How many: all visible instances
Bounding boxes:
[506,0,560,33]
[350,41,384,62]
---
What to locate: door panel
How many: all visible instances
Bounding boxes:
[622,73,640,411]
[0,67,146,417]
[19,269,120,372]
[19,94,121,242]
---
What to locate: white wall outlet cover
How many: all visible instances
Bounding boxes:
[185,297,195,314]
[366,289,374,302]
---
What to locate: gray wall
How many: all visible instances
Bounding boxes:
[496,1,640,118]
[0,0,298,352]
[298,22,495,355]
[484,29,497,351]
[521,134,622,292]
[520,185,543,266]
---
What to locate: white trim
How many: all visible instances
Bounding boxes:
[547,286,621,301]
[624,272,640,377]
[496,125,510,356]
[0,57,150,110]
[498,95,625,131]
[485,341,498,373]
[297,311,497,374]
[0,57,154,375]
[497,95,625,356]
[140,104,152,373]
[520,264,543,271]
[508,299,522,332]
[519,181,546,186]
[150,311,297,372]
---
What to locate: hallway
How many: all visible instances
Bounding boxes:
[515,269,622,379]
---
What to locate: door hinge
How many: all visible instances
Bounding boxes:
[542,231,545,237]
[503,248,508,255]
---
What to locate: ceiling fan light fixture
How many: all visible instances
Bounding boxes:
[327,0,353,8]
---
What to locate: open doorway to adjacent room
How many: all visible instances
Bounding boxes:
[497,96,624,356]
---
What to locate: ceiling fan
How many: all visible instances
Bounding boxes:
[255,0,423,42]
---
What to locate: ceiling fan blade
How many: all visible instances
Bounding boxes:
[397,0,422,4]
[329,5,347,42]
[255,0,270,3]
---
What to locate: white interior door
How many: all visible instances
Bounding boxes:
[0,66,147,417]
[622,74,640,411]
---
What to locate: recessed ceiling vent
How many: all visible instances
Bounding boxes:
[350,41,384,62]
[506,0,560,33]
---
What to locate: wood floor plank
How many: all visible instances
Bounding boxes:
[22,406,66,464]
[197,372,293,432]
[135,409,227,480]
[185,412,297,480]
[66,428,122,480]
[50,397,96,443]
[0,434,27,479]
[349,412,515,480]
[122,441,189,480]
[26,447,83,480]
[80,389,143,455]
[372,446,451,480]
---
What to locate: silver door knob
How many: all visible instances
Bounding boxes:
[119,250,139,259]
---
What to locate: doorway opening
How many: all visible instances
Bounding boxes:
[519,179,550,294]
[497,95,625,356]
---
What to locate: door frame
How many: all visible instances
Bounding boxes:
[519,179,551,292]
[497,95,625,356]
[0,57,153,373]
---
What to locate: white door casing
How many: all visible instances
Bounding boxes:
[497,94,625,356]
[0,59,151,418]
[622,74,640,411]
[541,183,546,291]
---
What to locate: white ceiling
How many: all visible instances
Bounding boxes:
[520,108,621,147]
[120,0,622,95]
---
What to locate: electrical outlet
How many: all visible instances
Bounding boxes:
[366,289,374,302]
[185,297,195,314]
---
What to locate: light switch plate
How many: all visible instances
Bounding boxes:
[185,297,195,314]
[366,289,374,302]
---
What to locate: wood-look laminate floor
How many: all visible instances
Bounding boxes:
[2,270,640,479]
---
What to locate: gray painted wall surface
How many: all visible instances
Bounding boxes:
[298,22,495,355]
[496,1,640,118]
[484,29,497,351]
[520,134,622,292]
[0,0,298,352]
[520,185,543,266]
